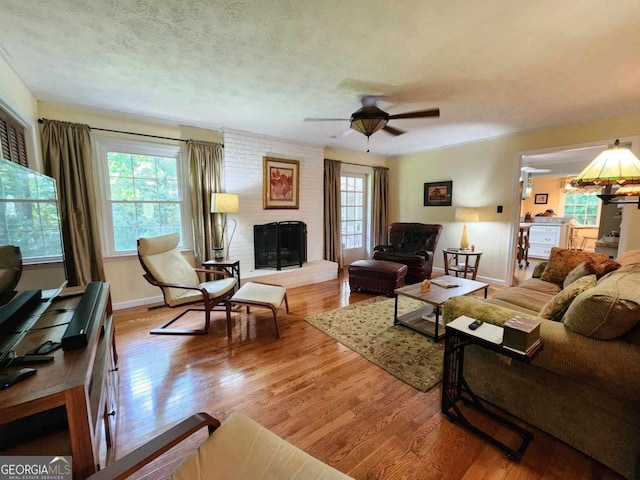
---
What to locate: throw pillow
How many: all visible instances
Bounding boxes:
[540,248,609,285]
[593,260,621,279]
[615,249,640,269]
[563,270,640,339]
[532,261,548,278]
[540,274,597,322]
[563,259,596,288]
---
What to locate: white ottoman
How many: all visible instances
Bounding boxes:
[225,282,289,338]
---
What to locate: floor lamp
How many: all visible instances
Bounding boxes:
[211,193,239,260]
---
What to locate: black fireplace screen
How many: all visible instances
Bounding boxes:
[254,221,307,270]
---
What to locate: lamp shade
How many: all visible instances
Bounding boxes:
[211,193,239,213]
[615,185,640,196]
[455,208,480,223]
[571,140,640,187]
[350,105,388,137]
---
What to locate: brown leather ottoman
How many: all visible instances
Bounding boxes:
[348,259,408,296]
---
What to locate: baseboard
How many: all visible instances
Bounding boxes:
[113,294,164,311]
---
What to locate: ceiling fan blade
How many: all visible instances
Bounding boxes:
[387,108,440,120]
[304,118,349,122]
[330,128,354,139]
[383,125,405,136]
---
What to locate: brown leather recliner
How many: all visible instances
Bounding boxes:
[373,223,443,283]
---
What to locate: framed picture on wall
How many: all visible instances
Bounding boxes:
[424,181,453,206]
[263,156,300,209]
[534,193,548,204]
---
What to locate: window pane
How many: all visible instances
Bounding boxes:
[134,178,158,201]
[112,203,137,227]
[104,147,184,253]
[110,178,135,201]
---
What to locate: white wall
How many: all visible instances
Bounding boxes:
[223,129,325,278]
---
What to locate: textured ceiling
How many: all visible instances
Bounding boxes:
[1,0,640,156]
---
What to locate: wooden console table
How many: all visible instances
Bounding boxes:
[0,282,118,479]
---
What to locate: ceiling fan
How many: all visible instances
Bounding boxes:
[305,95,440,138]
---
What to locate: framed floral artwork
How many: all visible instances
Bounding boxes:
[263,157,299,209]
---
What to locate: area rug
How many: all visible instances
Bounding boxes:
[305,296,443,392]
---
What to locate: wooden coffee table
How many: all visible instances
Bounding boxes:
[394,275,489,342]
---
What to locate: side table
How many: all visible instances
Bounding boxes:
[202,259,241,293]
[442,316,543,460]
[443,248,482,280]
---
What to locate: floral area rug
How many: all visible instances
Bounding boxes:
[305,296,443,392]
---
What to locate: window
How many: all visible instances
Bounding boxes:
[94,137,190,255]
[340,175,365,249]
[563,191,600,225]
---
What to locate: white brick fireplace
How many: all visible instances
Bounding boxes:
[223,129,337,288]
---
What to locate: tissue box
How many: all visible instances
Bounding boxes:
[503,316,541,353]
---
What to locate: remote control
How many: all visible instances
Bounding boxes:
[468,319,483,330]
[0,368,37,390]
[10,355,54,366]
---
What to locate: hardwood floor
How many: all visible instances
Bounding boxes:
[112,273,620,479]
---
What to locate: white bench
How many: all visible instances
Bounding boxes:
[225,282,289,338]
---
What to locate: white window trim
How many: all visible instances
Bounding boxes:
[92,135,192,257]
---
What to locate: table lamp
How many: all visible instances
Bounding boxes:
[211,193,239,259]
[455,208,479,250]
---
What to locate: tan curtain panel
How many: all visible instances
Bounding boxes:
[188,140,224,265]
[324,159,342,269]
[41,119,105,286]
[371,166,388,247]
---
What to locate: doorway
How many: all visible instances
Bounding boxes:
[511,142,609,282]
[340,173,369,266]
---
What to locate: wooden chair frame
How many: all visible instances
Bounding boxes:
[87,413,220,480]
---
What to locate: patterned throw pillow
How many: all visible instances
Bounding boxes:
[593,260,621,279]
[540,248,609,285]
[540,274,597,322]
[563,259,596,288]
[532,261,548,278]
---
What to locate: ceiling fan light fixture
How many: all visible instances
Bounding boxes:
[350,106,389,137]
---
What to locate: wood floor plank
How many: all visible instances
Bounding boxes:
[113,273,622,479]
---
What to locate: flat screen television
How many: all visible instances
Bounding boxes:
[0,157,65,367]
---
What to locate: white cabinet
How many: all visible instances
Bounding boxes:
[527,224,569,259]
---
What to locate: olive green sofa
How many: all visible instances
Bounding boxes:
[443,248,640,479]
